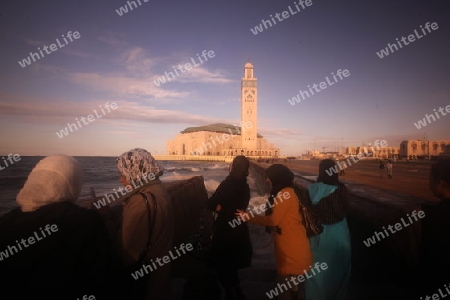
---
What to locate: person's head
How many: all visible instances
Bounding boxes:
[429,160,450,200]
[229,155,250,179]
[265,164,294,194]
[316,159,340,186]
[16,155,83,212]
[116,148,163,186]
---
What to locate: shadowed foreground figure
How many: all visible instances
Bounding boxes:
[207,155,253,300]
[306,159,351,300]
[417,159,450,298]
[0,155,124,300]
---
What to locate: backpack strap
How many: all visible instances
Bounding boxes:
[137,191,157,262]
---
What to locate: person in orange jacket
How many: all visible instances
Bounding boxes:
[236,164,312,300]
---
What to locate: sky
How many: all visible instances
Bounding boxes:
[0,0,449,156]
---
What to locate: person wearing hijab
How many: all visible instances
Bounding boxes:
[206,155,253,300]
[0,155,123,300]
[305,159,351,300]
[116,148,174,300]
[236,164,312,300]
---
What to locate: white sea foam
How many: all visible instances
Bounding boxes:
[249,195,269,208]
[203,179,221,195]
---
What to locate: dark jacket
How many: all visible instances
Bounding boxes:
[0,201,125,300]
[120,180,174,300]
[418,198,450,296]
[207,176,253,270]
[310,182,349,225]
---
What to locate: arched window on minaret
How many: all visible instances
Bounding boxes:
[245,62,253,78]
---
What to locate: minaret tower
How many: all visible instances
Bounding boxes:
[241,62,257,150]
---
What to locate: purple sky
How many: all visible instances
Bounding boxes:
[0,0,449,156]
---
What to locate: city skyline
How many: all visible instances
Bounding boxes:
[0,0,449,157]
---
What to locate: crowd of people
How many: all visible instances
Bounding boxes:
[0,150,449,299]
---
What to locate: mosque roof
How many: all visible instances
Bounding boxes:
[181,123,262,138]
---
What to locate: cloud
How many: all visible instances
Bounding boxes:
[69,72,189,100]
[120,47,160,75]
[18,33,235,104]
[24,38,92,58]
[0,95,229,126]
[60,48,93,59]
[24,39,45,46]
[174,67,235,83]
[97,33,129,47]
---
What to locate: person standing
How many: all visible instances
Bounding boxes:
[116,148,174,300]
[386,160,393,179]
[337,159,346,176]
[306,159,351,300]
[207,155,253,300]
[379,159,385,178]
[0,155,124,299]
[236,164,312,300]
[417,160,450,297]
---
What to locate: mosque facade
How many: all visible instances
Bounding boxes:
[167,62,280,157]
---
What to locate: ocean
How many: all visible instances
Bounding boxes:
[0,156,268,217]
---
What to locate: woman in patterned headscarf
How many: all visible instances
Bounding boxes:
[116,148,174,300]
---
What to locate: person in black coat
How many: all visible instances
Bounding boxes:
[0,155,126,300]
[417,159,450,298]
[207,155,253,300]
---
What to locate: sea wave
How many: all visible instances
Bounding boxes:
[203,179,221,195]
[164,167,203,173]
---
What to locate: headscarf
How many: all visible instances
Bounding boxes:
[264,164,294,234]
[265,164,295,204]
[116,148,163,182]
[16,155,83,212]
[229,155,250,179]
[316,159,340,186]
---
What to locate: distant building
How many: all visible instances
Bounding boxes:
[167,62,280,157]
[346,146,400,159]
[400,140,450,159]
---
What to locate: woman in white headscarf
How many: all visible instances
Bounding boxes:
[0,155,124,300]
[116,148,174,300]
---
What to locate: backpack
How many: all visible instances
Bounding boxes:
[293,186,323,237]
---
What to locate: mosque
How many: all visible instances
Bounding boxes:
[166,62,280,157]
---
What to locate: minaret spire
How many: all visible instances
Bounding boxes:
[241,61,257,151]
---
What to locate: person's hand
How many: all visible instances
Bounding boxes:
[235,209,249,221]
[216,204,222,212]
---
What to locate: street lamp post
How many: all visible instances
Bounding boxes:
[428,140,431,160]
